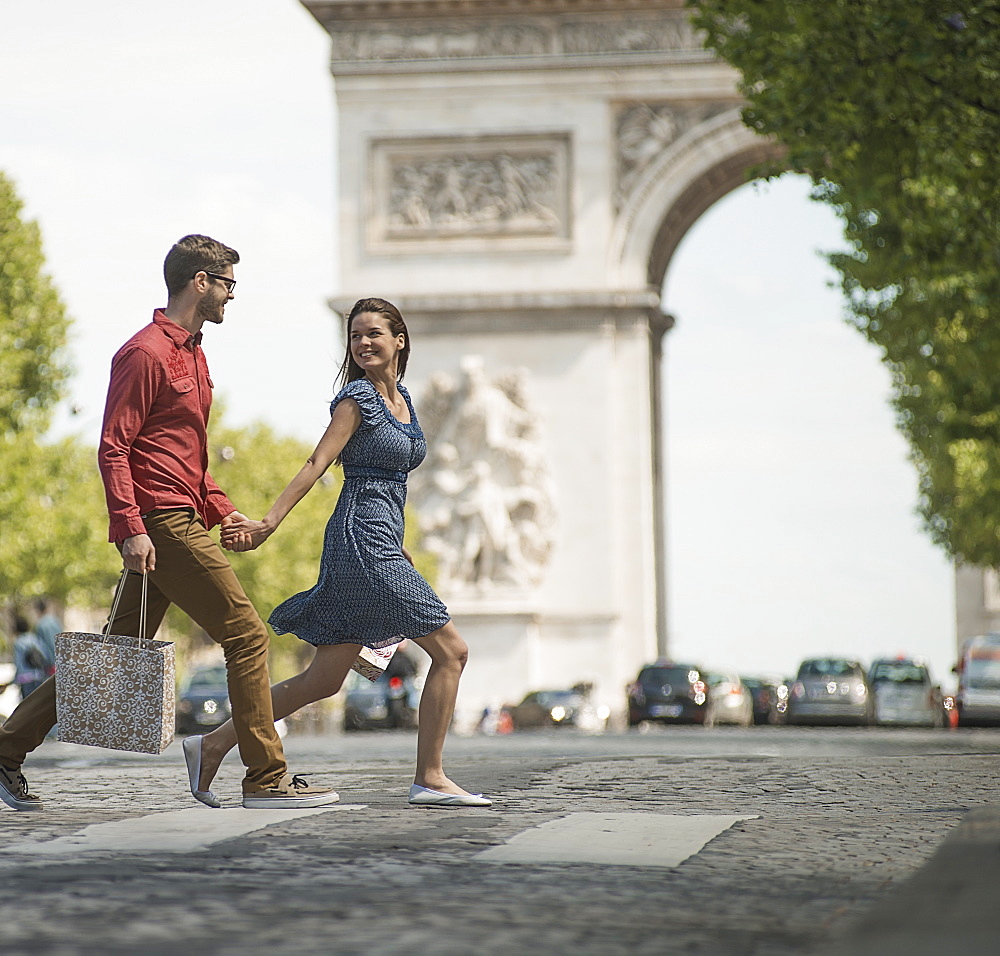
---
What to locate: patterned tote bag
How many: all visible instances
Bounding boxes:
[56,571,175,754]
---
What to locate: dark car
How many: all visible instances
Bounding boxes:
[176,665,231,735]
[786,657,872,726]
[627,662,709,726]
[509,689,608,731]
[343,671,418,731]
[742,676,781,725]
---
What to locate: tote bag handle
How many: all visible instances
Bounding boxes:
[105,570,148,642]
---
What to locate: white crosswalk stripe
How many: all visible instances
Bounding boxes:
[6,805,363,857]
[476,812,758,867]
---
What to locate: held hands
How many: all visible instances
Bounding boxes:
[220,511,271,552]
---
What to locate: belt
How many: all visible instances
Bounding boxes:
[342,465,407,484]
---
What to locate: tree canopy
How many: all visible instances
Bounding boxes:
[0,172,71,438]
[690,0,1000,563]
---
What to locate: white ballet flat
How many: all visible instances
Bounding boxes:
[408,784,492,808]
[182,735,222,809]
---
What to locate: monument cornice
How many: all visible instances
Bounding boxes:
[329,289,675,336]
[302,0,711,74]
[304,1,686,20]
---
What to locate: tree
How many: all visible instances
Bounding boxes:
[0,432,116,608]
[690,1,1000,563]
[0,171,71,438]
[0,172,112,627]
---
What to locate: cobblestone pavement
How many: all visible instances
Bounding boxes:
[0,727,997,955]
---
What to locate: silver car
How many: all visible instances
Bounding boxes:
[868,658,941,727]
[704,672,754,727]
[786,658,872,726]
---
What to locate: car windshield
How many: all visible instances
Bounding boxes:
[531,691,578,707]
[185,667,227,690]
[966,657,1000,688]
[798,659,862,679]
[705,673,735,688]
[870,661,929,684]
[639,666,699,689]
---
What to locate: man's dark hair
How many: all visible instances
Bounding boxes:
[163,235,240,297]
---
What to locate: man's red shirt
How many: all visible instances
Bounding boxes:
[98,310,235,543]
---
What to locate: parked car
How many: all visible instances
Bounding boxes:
[868,658,941,727]
[344,670,419,731]
[954,633,1000,726]
[509,689,609,731]
[176,665,231,735]
[786,658,872,726]
[627,662,709,726]
[741,676,781,725]
[704,673,754,727]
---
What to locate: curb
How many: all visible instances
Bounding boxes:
[821,804,1000,955]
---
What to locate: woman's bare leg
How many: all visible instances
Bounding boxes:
[194,643,360,791]
[411,621,471,795]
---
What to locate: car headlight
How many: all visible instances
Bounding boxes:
[177,700,193,714]
[202,699,219,714]
[550,705,567,721]
[851,683,868,701]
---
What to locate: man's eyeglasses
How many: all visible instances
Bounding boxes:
[195,271,236,293]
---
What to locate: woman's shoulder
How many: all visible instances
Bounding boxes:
[331,378,382,425]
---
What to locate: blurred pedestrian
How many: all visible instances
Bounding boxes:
[31,598,61,677]
[0,234,339,814]
[210,297,491,808]
[12,616,50,701]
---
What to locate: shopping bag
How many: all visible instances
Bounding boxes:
[56,571,175,754]
[351,643,398,682]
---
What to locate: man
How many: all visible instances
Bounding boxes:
[0,235,338,813]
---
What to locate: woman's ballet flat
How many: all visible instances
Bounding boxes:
[182,736,222,809]
[408,784,492,808]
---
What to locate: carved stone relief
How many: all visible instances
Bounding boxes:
[409,357,556,595]
[615,102,734,210]
[323,13,704,67]
[370,135,570,246]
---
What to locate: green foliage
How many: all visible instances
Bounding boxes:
[0,431,116,609]
[691,0,1000,563]
[0,171,109,632]
[0,172,71,438]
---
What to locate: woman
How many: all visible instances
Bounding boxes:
[188,297,490,809]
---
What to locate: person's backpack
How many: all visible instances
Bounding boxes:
[20,634,51,671]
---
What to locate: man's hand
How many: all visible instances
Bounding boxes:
[122,533,155,573]
[220,512,270,552]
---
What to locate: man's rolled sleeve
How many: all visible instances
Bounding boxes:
[203,474,236,530]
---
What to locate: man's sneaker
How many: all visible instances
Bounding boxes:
[0,764,43,811]
[242,773,340,809]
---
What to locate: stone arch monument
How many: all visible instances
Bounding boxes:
[303,0,782,722]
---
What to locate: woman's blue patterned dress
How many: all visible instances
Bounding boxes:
[267,378,450,649]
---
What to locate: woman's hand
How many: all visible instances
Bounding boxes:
[221,512,272,552]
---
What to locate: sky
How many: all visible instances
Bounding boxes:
[1,1,956,686]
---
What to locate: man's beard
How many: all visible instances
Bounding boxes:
[195,292,226,325]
